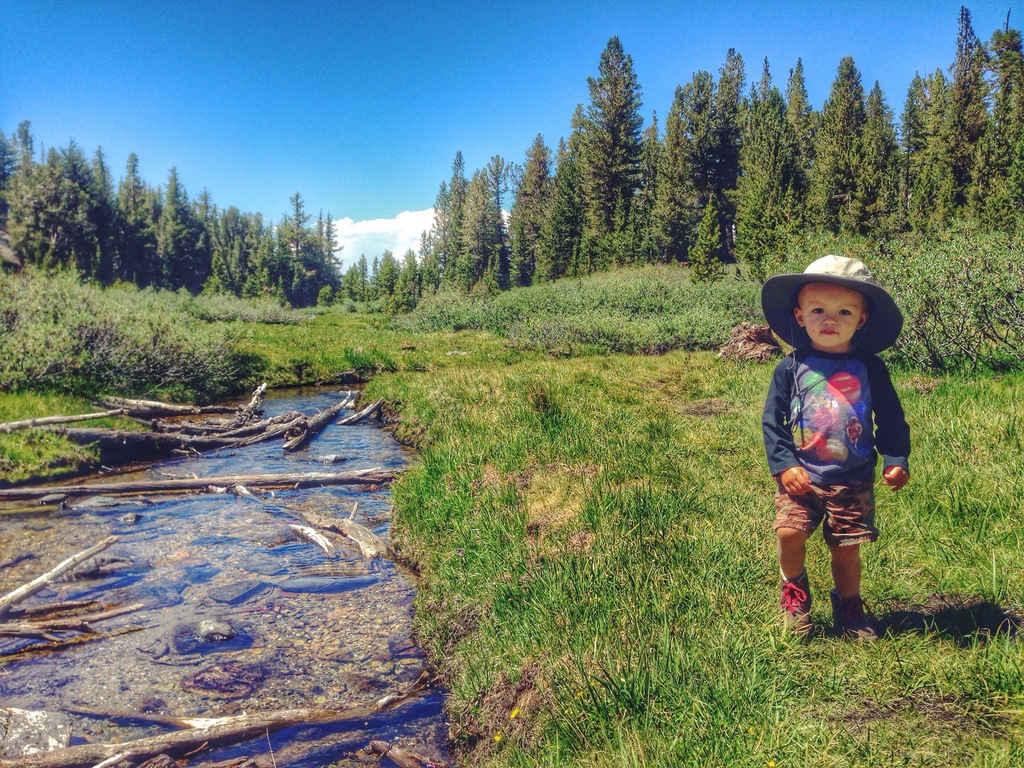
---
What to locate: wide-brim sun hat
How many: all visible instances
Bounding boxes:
[761,255,903,353]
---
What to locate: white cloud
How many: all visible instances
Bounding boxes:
[333,209,434,270]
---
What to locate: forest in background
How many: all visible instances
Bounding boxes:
[2,6,1021,310]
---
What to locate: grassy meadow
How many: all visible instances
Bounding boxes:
[2,252,1024,765]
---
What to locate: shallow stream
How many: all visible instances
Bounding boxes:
[0,387,449,767]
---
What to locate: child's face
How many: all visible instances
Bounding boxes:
[794,282,869,353]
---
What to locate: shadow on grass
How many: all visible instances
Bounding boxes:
[877,594,1022,647]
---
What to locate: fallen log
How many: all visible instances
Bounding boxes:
[0,410,128,434]
[0,538,116,620]
[336,399,383,426]
[97,396,235,419]
[282,393,356,452]
[51,412,308,463]
[0,468,394,502]
[0,695,432,768]
[0,707,370,768]
[285,501,392,560]
[228,382,267,427]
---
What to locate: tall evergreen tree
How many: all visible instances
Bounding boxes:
[156,167,205,292]
[811,57,867,232]
[713,48,746,250]
[508,134,552,286]
[536,135,585,282]
[629,114,662,265]
[689,197,725,282]
[785,58,816,227]
[655,83,701,262]
[946,6,990,211]
[976,21,1024,225]
[575,36,644,268]
[910,69,956,230]
[373,249,400,304]
[457,169,503,292]
[856,82,900,233]
[89,148,118,283]
[484,155,512,289]
[116,153,159,285]
[735,59,796,281]
[391,248,421,312]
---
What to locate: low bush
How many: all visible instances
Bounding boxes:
[0,269,252,400]
[876,231,1024,371]
[397,266,762,356]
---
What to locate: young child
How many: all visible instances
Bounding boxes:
[761,255,910,640]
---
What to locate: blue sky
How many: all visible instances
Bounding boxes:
[1,1,1015,265]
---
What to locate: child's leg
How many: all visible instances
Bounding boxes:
[828,542,861,598]
[777,526,809,579]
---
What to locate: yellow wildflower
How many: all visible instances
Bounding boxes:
[510,708,520,719]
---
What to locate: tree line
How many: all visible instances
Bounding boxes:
[406,6,1024,298]
[0,127,341,307]
[3,7,1020,309]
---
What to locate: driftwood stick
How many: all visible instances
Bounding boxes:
[0,468,394,502]
[0,410,128,434]
[0,706,385,768]
[283,394,356,452]
[0,624,143,661]
[0,537,116,620]
[285,501,391,560]
[367,740,444,768]
[97,396,235,418]
[0,602,146,638]
[230,382,267,426]
[336,399,383,426]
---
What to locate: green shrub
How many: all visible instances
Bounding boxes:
[0,269,251,400]
[397,266,761,356]
[874,231,1024,371]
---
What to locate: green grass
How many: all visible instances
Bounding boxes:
[364,351,1024,767]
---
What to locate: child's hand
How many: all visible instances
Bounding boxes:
[882,465,909,491]
[779,466,812,495]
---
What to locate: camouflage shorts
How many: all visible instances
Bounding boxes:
[774,475,878,547]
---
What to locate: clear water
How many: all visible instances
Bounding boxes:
[0,387,450,766]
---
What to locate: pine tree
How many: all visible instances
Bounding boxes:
[654,83,701,262]
[508,134,552,286]
[946,6,990,212]
[629,115,662,265]
[157,167,206,291]
[89,148,118,283]
[7,141,98,274]
[575,37,644,267]
[536,136,585,282]
[391,248,421,312]
[484,155,512,289]
[908,69,956,231]
[689,198,724,282]
[431,152,468,285]
[116,153,157,285]
[785,59,816,227]
[373,249,400,305]
[457,169,503,292]
[735,59,796,281]
[856,82,900,233]
[418,230,441,294]
[811,57,867,232]
[714,48,746,250]
[0,131,15,223]
[976,22,1024,226]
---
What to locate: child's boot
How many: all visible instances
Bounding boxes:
[830,588,878,641]
[780,571,812,636]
